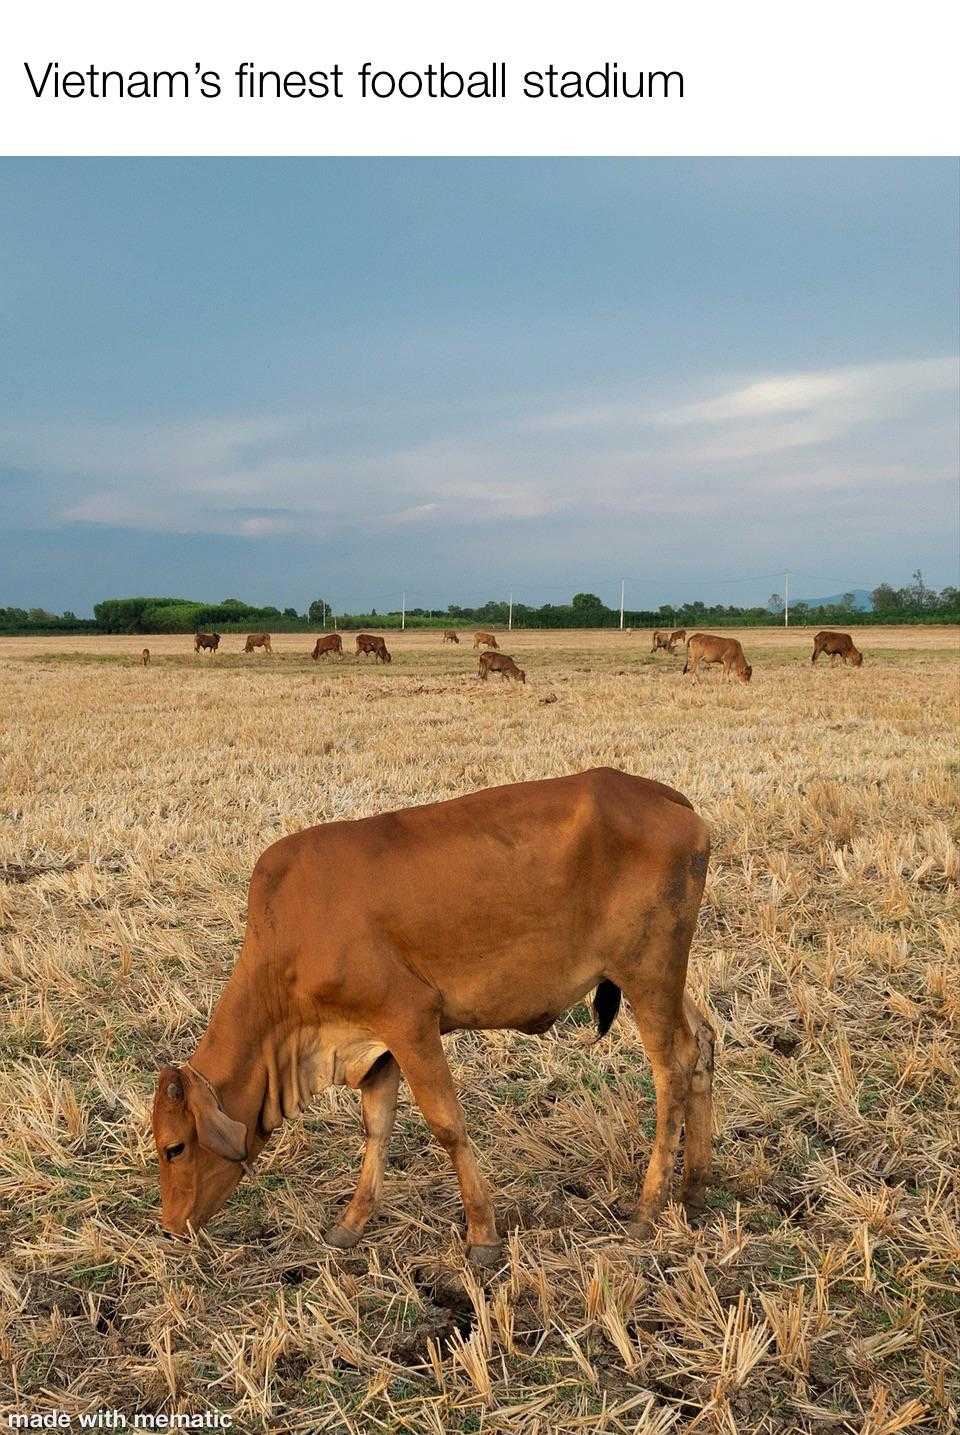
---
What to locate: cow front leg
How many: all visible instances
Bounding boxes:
[394,1031,501,1266]
[326,1055,401,1249]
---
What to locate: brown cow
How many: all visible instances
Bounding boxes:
[683,633,752,683]
[151,768,713,1264]
[811,630,863,667]
[356,633,391,663]
[244,633,272,654]
[473,631,500,650]
[443,630,460,644]
[312,634,343,661]
[651,629,685,653]
[195,632,221,653]
[478,651,526,683]
[141,648,151,666]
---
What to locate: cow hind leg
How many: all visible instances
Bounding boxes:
[624,992,697,1235]
[680,995,715,1209]
[393,1029,501,1267]
[326,1055,401,1249]
[610,908,705,1236]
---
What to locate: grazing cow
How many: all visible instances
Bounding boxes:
[195,632,221,653]
[141,648,151,666]
[811,630,863,667]
[683,633,752,683]
[478,651,526,683]
[473,631,500,650]
[651,629,685,654]
[244,633,272,654]
[443,630,460,644]
[312,634,343,661]
[151,768,714,1264]
[356,633,391,663]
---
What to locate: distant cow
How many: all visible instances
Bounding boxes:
[356,633,391,663]
[479,651,526,683]
[141,648,151,666]
[670,629,687,649]
[244,633,272,654]
[195,633,221,653]
[684,633,752,683]
[443,630,460,644]
[651,629,685,653]
[812,630,863,667]
[473,631,500,650]
[312,634,343,661]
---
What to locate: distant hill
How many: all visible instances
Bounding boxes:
[795,588,873,612]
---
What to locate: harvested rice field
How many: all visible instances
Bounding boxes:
[1,624,958,1433]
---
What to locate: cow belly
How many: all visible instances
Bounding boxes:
[438,966,599,1034]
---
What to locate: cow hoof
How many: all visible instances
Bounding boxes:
[467,1242,503,1269]
[325,1224,362,1250]
[683,1186,708,1213]
[623,1216,655,1241]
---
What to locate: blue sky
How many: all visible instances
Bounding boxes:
[1,158,957,615]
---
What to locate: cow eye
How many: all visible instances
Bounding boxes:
[165,1143,185,1161]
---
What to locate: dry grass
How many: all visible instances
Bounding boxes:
[1,625,957,1433]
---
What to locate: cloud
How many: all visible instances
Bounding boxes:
[1,355,955,548]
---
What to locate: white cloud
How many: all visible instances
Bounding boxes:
[1,355,955,542]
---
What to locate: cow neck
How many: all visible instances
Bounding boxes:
[188,960,289,1145]
[187,961,334,1143]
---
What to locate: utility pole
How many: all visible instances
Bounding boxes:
[619,579,625,631]
[508,591,513,631]
[322,602,326,629]
[784,572,789,627]
[401,591,406,631]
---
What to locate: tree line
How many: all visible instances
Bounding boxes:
[1,576,957,636]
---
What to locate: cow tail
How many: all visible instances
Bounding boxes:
[593,980,622,1038]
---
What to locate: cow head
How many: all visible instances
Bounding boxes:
[152,1064,248,1238]
[850,649,863,667]
[738,661,753,683]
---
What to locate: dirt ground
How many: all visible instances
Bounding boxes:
[1,625,957,1432]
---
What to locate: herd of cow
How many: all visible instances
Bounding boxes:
[179,624,864,684]
[187,627,529,677]
[649,627,864,681]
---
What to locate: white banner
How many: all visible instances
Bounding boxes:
[3,0,958,157]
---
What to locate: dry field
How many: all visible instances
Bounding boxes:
[1,625,958,1434]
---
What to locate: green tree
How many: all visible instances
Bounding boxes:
[570,592,606,626]
[308,599,330,623]
[871,582,900,614]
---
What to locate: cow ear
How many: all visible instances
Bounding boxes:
[183,1071,247,1161]
[157,1064,185,1104]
